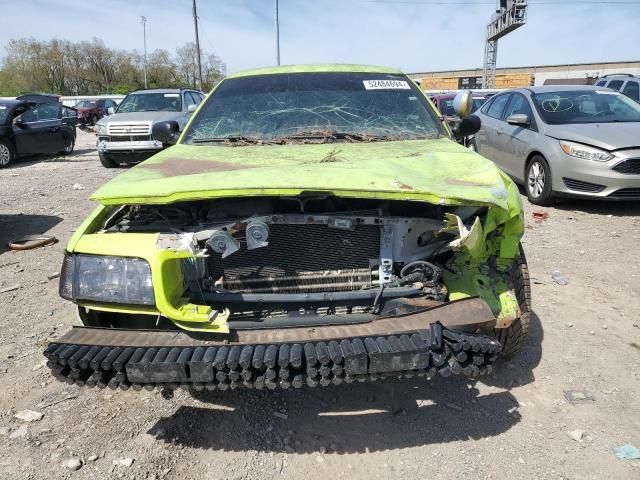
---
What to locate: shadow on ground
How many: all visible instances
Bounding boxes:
[552,199,640,217]
[148,314,543,454]
[0,214,62,255]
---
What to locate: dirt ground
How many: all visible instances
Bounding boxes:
[0,129,639,480]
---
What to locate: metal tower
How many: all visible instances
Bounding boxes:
[482,0,528,89]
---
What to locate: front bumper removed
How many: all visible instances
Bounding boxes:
[43,298,502,392]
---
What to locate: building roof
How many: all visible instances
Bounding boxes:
[228,64,402,78]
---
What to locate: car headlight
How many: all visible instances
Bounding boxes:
[59,254,155,305]
[95,123,106,135]
[559,141,613,162]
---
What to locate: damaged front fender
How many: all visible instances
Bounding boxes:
[441,172,525,327]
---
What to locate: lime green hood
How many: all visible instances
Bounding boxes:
[92,138,516,210]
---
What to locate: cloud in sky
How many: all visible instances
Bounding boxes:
[0,0,638,74]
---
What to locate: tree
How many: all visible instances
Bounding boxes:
[0,37,226,96]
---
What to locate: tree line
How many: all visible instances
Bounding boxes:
[0,37,226,96]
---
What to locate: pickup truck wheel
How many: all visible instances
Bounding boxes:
[0,140,15,168]
[99,152,119,168]
[495,247,531,358]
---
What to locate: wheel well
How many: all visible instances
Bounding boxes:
[524,151,546,178]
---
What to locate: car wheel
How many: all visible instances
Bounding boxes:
[0,140,15,168]
[60,136,75,155]
[525,155,554,205]
[99,152,119,168]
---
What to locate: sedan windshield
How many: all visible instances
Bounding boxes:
[182,72,445,144]
[117,92,181,113]
[532,90,640,124]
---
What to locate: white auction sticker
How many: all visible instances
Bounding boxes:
[363,79,411,90]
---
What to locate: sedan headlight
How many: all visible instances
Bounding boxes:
[95,123,107,135]
[559,141,613,162]
[59,254,155,305]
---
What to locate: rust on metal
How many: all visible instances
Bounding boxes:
[142,158,255,177]
[53,297,495,347]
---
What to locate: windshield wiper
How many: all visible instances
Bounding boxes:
[191,135,265,145]
[271,130,393,143]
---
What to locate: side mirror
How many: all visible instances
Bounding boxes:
[107,107,115,115]
[507,113,530,126]
[453,91,474,118]
[452,115,481,139]
[187,104,197,113]
[152,120,180,145]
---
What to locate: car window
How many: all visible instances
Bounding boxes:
[183,72,447,144]
[622,81,640,101]
[440,99,455,116]
[532,89,640,124]
[184,92,196,109]
[607,80,624,91]
[480,97,494,114]
[117,92,182,113]
[503,94,533,120]
[595,80,607,87]
[486,94,511,119]
[20,104,59,122]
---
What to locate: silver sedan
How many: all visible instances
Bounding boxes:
[471,85,640,205]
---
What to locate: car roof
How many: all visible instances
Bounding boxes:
[130,88,193,94]
[0,99,21,107]
[228,64,403,79]
[504,85,611,94]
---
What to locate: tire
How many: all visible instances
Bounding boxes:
[495,246,532,358]
[525,155,554,205]
[60,135,75,155]
[0,140,15,168]
[99,152,119,168]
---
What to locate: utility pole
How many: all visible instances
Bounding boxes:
[274,0,280,65]
[192,0,203,90]
[141,16,148,88]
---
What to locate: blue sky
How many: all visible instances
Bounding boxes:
[0,0,637,74]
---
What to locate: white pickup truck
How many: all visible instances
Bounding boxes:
[95,88,204,167]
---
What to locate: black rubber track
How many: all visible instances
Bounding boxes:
[495,247,532,358]
[43,322,502,392]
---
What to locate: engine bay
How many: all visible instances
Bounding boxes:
[102,196,486,326]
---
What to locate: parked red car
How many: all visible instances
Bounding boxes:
[73,99,118,125]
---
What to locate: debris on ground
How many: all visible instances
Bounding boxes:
[8,235,57,250]
[532,211,549,221]
[614,444,640,460]
[273,411,289,420]
[14,409,44,422]
[0,285,21,294]
[551,270,568,285]
[113,457,135,468]
[63,457,82,471]
[72,183,86,190]
[9,425,28,439]
[47,272,60,280]
[566,429,584,442]
[564,390,594,403]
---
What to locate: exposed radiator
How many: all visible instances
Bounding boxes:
[207,223,381,293]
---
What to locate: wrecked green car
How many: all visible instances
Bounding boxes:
[45,65,530,392]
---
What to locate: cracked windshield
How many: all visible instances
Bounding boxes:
[183,72,445,144]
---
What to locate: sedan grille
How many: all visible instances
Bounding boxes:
[206,224,381,294]
[107,123,152,136]
[612,158,640,175]
[562,177,605,193]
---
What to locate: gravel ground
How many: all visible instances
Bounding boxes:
[0,129,639,480]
